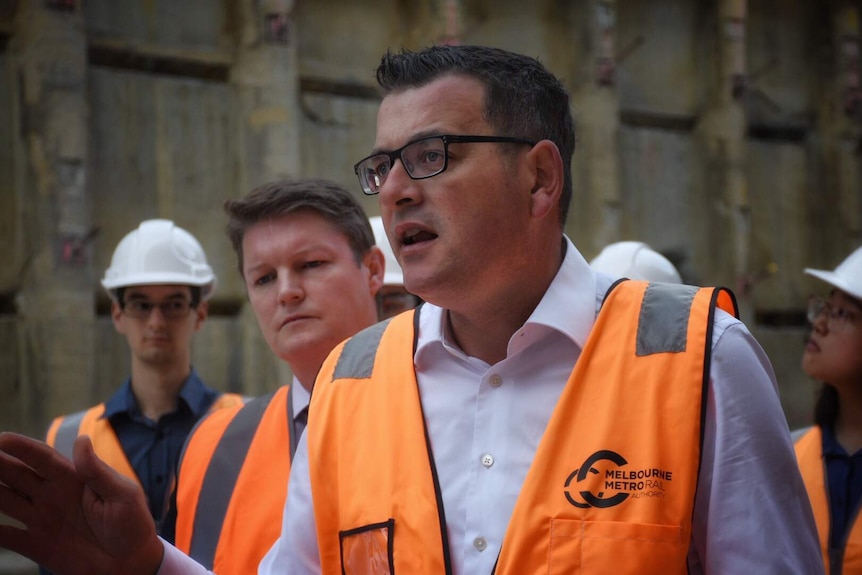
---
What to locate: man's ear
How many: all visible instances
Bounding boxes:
[110,300,125,333]
[364,246,386,296]
[193,301,209,332]
[527,139,564,220]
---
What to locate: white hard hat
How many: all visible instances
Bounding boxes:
[590,241,682,284]
[370,216,404,286]
[101,219,216,300]
[804,245,862,300]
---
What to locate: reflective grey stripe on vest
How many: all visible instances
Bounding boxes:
[636,283,700,356]
[790,426,813,444]
[189,390,277,568]
[334,286,700,374]
[54,410,89,460]
[333,318,393,380]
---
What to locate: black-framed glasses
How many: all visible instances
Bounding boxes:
[122,299,196,320]
[807,295,858,332]
[353,134,536,195]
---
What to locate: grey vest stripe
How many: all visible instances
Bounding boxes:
[189,391,275,568]
[54,410,89,460]
[790,426,812,444]
[332,319,392,380]
[636,283,700,356]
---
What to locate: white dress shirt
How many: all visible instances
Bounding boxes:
[164,238,823,574]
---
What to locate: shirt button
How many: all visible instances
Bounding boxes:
[474,537,487,552]
[481,454,494,468]
[489,374,502,388]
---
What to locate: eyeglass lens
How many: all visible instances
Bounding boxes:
[359,137,447,194]
[123,300,193,319]
[807,296,856,331]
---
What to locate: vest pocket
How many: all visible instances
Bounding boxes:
[339,519,395,575]
[549,518,687,575]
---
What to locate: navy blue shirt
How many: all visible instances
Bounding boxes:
[102,369,221,536]
[822,424,862,550]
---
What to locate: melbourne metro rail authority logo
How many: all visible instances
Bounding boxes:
[564,450,673,509]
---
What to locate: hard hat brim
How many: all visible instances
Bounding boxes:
[804,268,862,301]
[101,273,216,300]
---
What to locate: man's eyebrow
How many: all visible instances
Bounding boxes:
[370,130,444,155]
[125,291,190,301]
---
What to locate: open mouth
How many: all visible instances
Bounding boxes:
[403,228,438,246]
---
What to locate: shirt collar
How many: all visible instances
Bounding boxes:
[525,236,601,350]
[291,375,310,417]
[102,368,212,419]
[822,424,862,458]
[102,378,137,419]
[416,236,605,361]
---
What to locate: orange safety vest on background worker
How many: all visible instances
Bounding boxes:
[308,281,737,574]
[175,385,297,575]
[795,426,862,575]
[46,392,244,484]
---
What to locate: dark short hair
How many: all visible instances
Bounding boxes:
[224,179,374,277]
[375,45,576,225]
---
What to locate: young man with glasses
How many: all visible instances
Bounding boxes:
[794,246,862,574]
[0,46,822,574]
[44,219,243,546]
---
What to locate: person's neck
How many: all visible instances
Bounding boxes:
[835,384,862,454]
[445,238,564,365]
[290,360,319,394]
[129,362,190,421]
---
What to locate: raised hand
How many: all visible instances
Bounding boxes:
[0,432,164,575]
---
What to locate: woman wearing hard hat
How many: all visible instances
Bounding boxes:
[794,245,862,575]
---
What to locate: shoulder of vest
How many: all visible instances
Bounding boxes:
[57,404,106,430]
[51,404,106,456]
[790,425,814,444]
[215,392,248,408]
[603,281,711,356]
[332,315,400,381]
[244,388,282,412]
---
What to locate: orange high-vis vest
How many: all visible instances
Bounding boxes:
[174,385,297,575]
[307,281,737,575]
[795,426,862,575]
[45,392,245,486]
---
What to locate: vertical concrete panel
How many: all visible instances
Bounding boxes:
[300,93,381,215]
[567,0,623,255]
[296,0,398,77]
[89,69,160,274]
[617,0,701,116]
[85,0,229,51]
[753,327,817,431]
[236,300,282,398]
[619,126,700,281]
[191,316,238,394]
[88,70,241,300]
[94,315,130,403]
[12,0,95,435]
[229,0,302,394]
[747,140,809,308]
[745,0,816,127]
[693,0,751,323]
